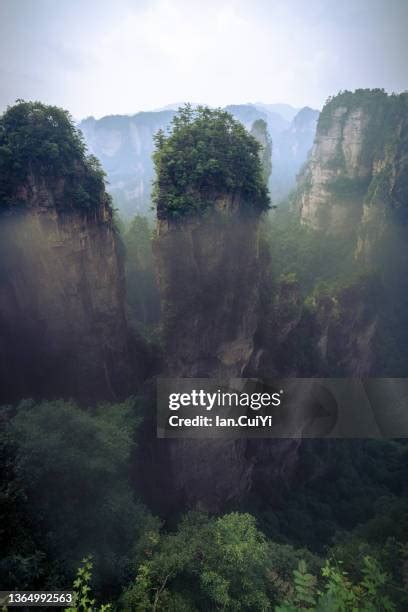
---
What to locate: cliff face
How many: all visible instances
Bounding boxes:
[0,173,146,404]
[152,198,261,510]
[155,197,261,377]
[151,223,307,513]
[249,272,378,378]
[297,106,370,233]
[296,90,408,241]
[312,281,379,376]
[250,119,273,186]
[288,91,408,376]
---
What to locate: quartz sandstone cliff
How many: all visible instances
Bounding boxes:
[284,90,408,376]
[0,172,148,403]
[155,196,261,377]
[249,275,379,378]
[296,90,408,246]
[153,197,261,510]
[297,105,370,233]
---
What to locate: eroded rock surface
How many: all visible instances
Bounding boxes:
[0,173,148,403]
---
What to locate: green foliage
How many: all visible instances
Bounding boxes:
[122,509,403,611]
[277,556,395,611]
[261,209,360,296]
[292,560,317,608]
[0,100,107,211]
[152,104,270,219]
[66,556,112,612]
[0,398,158,598]
[326,176,371,199]
[329,495,408,610]
[247,439,408,558]
[123,511,272,611]
[1,398,406,610]
[318,89,389,135]
[276,560,317,611]
[264,543,320,606]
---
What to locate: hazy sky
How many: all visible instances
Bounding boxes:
[0,0,407,119]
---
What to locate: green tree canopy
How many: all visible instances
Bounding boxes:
[0,100,107,211]
[123,511,273,611]
[152,105,270,219]
[0,398,156,596]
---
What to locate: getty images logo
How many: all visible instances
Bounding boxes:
[168,388,283,411]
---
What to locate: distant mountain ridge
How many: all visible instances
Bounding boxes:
[151,101,300,120]
[272,106,320,201]
[79,103,318,217]
[80,110,176,217]
[254,102,300,122]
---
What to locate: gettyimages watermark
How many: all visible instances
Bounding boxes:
[157,378,408,438]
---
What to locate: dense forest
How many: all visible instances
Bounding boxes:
[1,399,407,609]
[0,96,407,611]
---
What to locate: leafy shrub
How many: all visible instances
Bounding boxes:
[123,512,272,611]
[66,556,112,612]
[276,556,396,611]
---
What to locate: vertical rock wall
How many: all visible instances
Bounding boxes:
[0,174,147,404]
